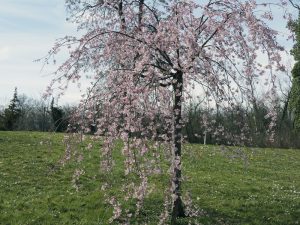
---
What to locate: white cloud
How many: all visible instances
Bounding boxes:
[0,46,10,61]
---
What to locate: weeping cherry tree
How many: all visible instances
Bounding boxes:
[44,0,291,224]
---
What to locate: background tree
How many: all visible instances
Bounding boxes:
[50,98,69,132]
[16,95,53,132]
[289,11,300,129]
[3,88,21,131]
[0,91,74,132]
[44,1,290,224]
[0,108,5,131]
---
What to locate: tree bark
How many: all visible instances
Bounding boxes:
[118,0,126,31]
[138,0,144,30]
[171,70,185,224]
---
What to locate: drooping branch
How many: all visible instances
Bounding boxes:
[201,13,231,50]
[289,0,300,10]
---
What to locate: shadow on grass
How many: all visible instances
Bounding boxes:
[176,204,300,225]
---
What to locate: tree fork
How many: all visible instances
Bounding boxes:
[171,70,185,225]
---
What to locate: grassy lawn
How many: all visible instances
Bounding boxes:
[0,131,299,224]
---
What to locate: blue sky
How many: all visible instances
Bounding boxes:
[0,0,80,106]
[0,1,297,106]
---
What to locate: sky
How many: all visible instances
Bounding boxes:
[0,0,81,106]
[0,0,298,107]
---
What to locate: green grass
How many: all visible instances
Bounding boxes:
[0,131,299,224]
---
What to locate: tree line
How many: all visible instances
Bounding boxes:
[183,97,300,149]
[1,87,299,148]
[0,88,72,132]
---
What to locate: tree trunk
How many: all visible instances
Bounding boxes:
[171,70,185,224]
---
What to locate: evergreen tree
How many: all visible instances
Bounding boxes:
[3,88,21,130]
